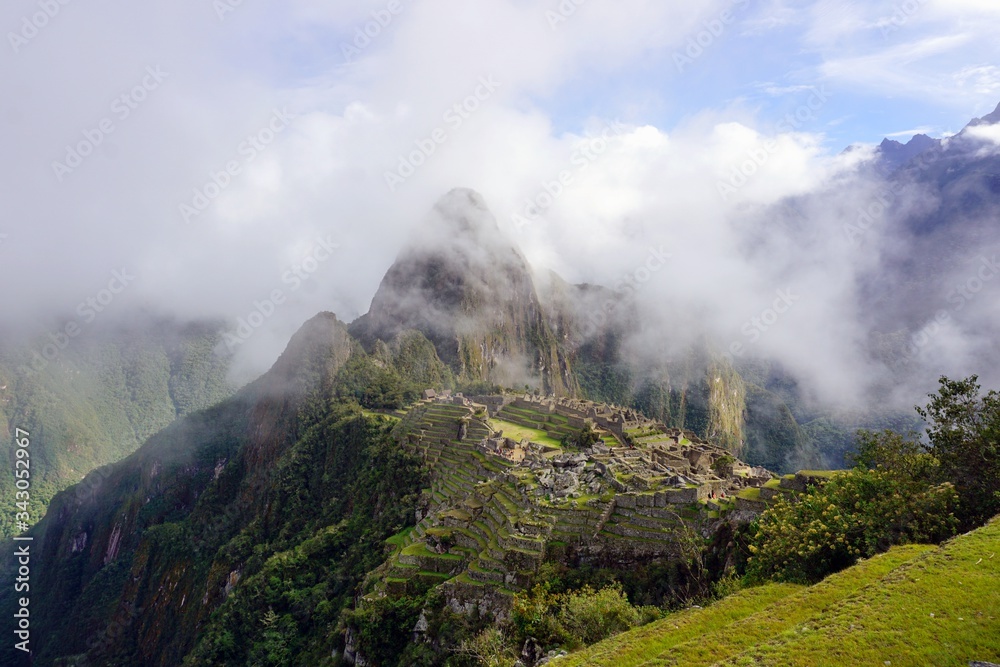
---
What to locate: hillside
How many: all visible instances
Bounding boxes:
[560,516,1000,667]
[0,313,373,665]
[0,317,235,539]
[0,310,793,666]
[347,190,827,470]
[368,392,775,603]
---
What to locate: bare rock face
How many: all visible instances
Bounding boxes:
[350,189,576,395]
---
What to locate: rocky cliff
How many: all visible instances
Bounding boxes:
[350,189,576,396]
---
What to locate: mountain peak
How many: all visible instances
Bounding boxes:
[349,191,574,394]
[973,101,1000,126]
[876,133,940,172]
[413,188,505,250]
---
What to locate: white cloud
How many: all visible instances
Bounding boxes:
[0,0,996,406]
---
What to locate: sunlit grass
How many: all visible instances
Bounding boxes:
[489,418,564,448]
[560,543,939,667]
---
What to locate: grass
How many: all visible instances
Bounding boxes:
[561,543,935,667]
[559,584,805,667]
[561,517,1000,667]
[796,470,841,479]
[489,418,564,449]
[439,508,473,522]
[362,409,401,422]
[400,542,463,561]
[384,527,414,549]
[723,518,1000,667]
[737,487,762,501]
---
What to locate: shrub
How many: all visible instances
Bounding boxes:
[455,628,517,667]
[746,467,958,583]
[559,584,641,647]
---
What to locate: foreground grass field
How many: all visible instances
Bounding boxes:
[562,517,1000,667]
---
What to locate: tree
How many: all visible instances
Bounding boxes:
[917,375,1000,528]
[712,454,736,477]
[746,467,958,583]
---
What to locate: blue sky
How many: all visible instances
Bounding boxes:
[525,0,1000,148]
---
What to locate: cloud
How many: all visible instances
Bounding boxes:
[0,0,997,407]
[793,0,1000,114]
[885,127,936,137]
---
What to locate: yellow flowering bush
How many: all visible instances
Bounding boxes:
[746,466,958,583]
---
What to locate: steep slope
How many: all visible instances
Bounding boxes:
[350,188,576,395]
[349,190,816,469]
[0,313,376,666]
[561,515,1000,666]
[0,317,235,538]
[537,275,739,451]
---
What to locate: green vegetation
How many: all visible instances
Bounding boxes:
[0,316,438,666]
[917,375,1000,529]
[441,582,660,666]
[0,322,234,539]
[7,291,996,667]
[729,517,1000,666]
[559,539,961,666]
[489,418,563,449]
[334,331,455,410]
[747,375,997,584]
[558,584,806,667]
[746,465,956,583]
[563,423,602,449]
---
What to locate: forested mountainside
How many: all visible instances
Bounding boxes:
[0,317,235,539]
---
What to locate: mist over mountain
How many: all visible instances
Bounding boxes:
[4,104,1000,660]
[0,315,235,539]
[349,189,575,395]
[5,1,1000,663]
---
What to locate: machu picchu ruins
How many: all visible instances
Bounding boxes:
[372,392,790,610]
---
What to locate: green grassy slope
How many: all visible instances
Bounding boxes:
[563,517,1000,667]
[724,519,1000,667]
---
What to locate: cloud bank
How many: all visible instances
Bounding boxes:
[2,0,998,399]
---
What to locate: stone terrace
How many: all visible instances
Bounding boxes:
[376,394,783,603]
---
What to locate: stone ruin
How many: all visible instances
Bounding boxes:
[456,393,772,505]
